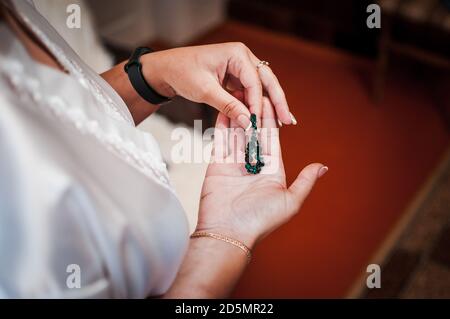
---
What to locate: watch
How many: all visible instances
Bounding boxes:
[124,47,171,105]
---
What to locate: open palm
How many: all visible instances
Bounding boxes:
[196,97,327,247]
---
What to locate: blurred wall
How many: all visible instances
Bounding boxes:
[34,0,113,72]
[88,0,228,48]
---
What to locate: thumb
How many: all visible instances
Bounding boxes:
[287,163,328,212]
[202,85,251,129]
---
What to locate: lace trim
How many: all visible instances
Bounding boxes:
[2,3,174,191]
[18,13,132,125]
[1,62,172,192]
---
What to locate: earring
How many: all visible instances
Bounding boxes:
[245,114,264,174]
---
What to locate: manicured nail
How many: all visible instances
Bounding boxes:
[237,114,251,130]
[290,112,298,125]
[318,166,328,178]
[277,119,283,127]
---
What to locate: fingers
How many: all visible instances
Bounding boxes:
[261,96,277,129]
[260,97,279,156]
[215,111,230,129]
[203,84,251,130]
[229,91,246,157]
[258,97,283,175]
[226,43,263,121]
[287,163,328,212]
[258,65,292,125]
[213,112,230,161]
[230,89,245,106]
[247,50,294,125]
[225,74,244,92]
[204,42,293,129]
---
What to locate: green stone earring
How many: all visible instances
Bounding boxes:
[245,114,264,174]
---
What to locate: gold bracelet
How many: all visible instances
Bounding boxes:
[190,231,252,262]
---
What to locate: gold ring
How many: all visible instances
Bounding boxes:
[256,60,270,70]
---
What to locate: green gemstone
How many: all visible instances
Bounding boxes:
[245,113,265,174]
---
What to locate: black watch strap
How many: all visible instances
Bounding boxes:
[124,47,171,105]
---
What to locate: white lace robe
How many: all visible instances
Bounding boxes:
[0,0,188,298]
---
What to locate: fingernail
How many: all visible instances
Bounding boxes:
[318,166,328,178]
[237,114,251,130]
[290,112,298,125]
[277,119,283,127]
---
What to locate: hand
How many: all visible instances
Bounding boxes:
[196,94,328,248]
[141,42,295,129]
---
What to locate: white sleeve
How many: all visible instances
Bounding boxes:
[0,89,188,298]
[0,95,111,298]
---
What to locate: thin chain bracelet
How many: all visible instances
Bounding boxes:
[190,231,252,263]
